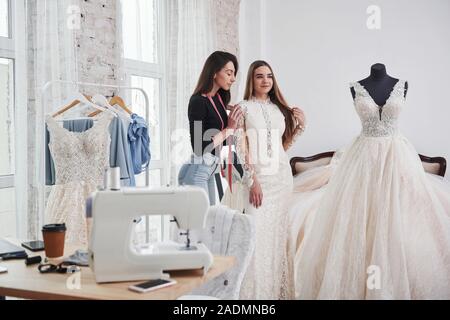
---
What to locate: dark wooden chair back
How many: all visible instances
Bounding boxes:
[290,152,446,177]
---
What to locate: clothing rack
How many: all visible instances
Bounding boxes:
[38,80,151,239]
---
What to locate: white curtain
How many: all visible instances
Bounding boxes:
[21,0,78,239]
[166,0,217,185]
[35,0,78,109]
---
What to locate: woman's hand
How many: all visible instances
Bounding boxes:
[292,106,305,127]
[249,179,263,208]
[227,104,238,112]
[227,105,243,130]
[212,106,243,148]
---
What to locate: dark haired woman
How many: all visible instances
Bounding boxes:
[178,51,243,205]
[236,60,305,299]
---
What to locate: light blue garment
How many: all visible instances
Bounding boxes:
[110,116,135,186]
[128,113,151,175]
[178,154,219,205]
[45,117,136,186]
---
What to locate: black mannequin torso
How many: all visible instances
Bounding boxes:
[351,63,408,106]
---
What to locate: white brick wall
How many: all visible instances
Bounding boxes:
[214,0,241,103]
[214,0,241,56]
[75,0,118,96]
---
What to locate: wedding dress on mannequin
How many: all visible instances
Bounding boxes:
[291,80,450,299]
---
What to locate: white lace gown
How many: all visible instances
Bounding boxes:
[236,98,294,300]
[290,80,450,299]
[45,112,114,245]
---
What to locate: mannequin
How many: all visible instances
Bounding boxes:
[351,63,408,120]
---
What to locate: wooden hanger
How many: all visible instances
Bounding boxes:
[110,96,133,114]
[52,94,93,118]
[88,95,132,117]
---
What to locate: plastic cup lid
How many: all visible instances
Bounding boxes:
[42,223,67,232]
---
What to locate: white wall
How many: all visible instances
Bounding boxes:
[238,0,265,98]
[240,0,450,177]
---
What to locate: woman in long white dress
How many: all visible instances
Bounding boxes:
[290,79,450,299]
[236,60,305,299]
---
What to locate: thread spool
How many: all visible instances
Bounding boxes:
[109,167,120,191]
[102,168,109,190]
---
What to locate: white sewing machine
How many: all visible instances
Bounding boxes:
[88,186,213,283]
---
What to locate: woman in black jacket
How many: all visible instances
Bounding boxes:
[178,51,243,205]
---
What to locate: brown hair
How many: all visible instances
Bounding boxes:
[193,51,239,106]
[244,60,296,148]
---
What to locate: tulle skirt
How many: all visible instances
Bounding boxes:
[289,133,450,299]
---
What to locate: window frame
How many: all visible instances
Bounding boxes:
[121,0,168,187]
[0,0,16,190]
[121,0,170,242]
[1,0,27,240]
[0,0,14,52]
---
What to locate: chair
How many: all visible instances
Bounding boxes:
[290,151,335,176]
[290,151,447,177]
[419,154,447,177]
[177,205,255,300]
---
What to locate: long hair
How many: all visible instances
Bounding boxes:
[193,51,238,106]
[244,60,296,148]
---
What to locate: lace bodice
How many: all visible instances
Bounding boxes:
[351,80,406,137]
[235,99,289,181]
[46,112,114,186]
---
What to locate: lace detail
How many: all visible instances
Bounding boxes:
[234,104,255,188]
[258,101,273,157]
[250,96,271,104]
[45,112,114,245]
[236,99,294,300]
[351,80,406,137]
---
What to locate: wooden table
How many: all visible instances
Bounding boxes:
[0,239,235,300]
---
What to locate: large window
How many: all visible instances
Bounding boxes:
[121,0,167,189]
[0,0,9,38]
[122,0,158,64]
[120,0,169,243]
[0,0,16,238]
[0,57,14,177]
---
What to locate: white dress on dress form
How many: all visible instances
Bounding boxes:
[45,112,114,245]
[290,80,450,299]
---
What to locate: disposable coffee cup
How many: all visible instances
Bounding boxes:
[42,223,66,258]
